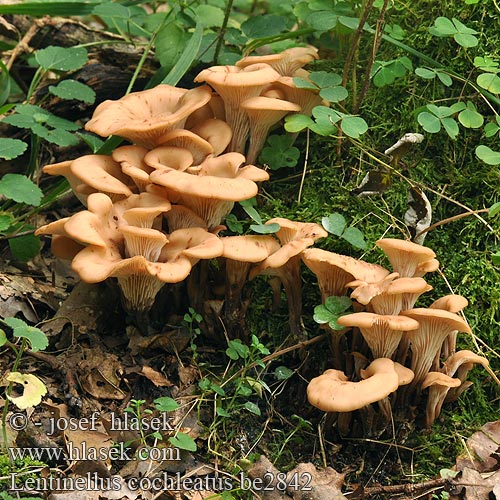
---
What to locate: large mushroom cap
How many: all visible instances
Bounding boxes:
[307,358,401,412]
[85,84,212,148]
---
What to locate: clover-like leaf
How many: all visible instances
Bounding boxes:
[476,145,500,165]
[0,174,43,206]
[340,115,368,138]
[477,73,500,93]
[6,372,47,409]
[314,296,352,330]
[458,102,484,129]
[259,134,300,169]
[341,226,367,249]
[322,213,346,236]
[284,113,314,133]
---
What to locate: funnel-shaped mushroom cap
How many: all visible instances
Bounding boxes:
[42,160,88,204]
[430,295,468,313]
[112,145,153,191]
[393,363,415,386]
[121,192,171,228]
[414,258,440,277]
[348,276,432,315]
[157,129,214,165]
[144,146,194,172]
[241,96,301,164]
[422,371,462,427]
[269,76,324,116]
[337,312,419,359]
[422,372,461,391]
[376,238,436,277]
[197,152,269,182]
[221,235,280,262]
[236,46,319,76]
[165,205,207,232]
[307,358,401,412]
[443,349,489,377]
[400,308,472,384]
[121,226,169,262]
[195,63,281,152]
[85,84,212,148]
[302,248,390,300]
[190,118,232,157]
[35,217,85,259]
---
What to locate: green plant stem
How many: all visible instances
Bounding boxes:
[213,0,234,64]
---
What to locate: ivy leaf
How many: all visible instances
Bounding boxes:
[476,145,500,165]
[341,226,367,249]
[0,174,43,206]
[0,138,28,160]
[49,80,96,104]
[322,213,346,236]
[34,46,88,71]
[169,432,197,452]
[2,318,48,352]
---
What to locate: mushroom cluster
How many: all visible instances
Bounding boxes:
[36,46,326,330]
[304,238,489,434]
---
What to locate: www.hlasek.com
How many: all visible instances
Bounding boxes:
[9,471,314,493]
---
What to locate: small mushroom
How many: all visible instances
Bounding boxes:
[376,238,437,278]
[240,96,301,164]
[112,145,154,192]
[156,130,214,166]
[337,312,419,359]
[236,47,319,76]
[85,84,213,148]
[194,63,281,153]
[307,358,401,412]
[144,146,194,172]
[422,372,461,427]
[190,118,233,157]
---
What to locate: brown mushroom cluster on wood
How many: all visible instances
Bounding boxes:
[304,237,489,435]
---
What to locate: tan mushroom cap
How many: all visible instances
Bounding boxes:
[42,160,88,204]
[165,205,207,232]
[194,63,281,152]
[393,362,415,386]
[376,238,437,277]
[349,276,432,315]
[307,358,401,412]
[156,129,214,166]
[121,192,171,229]
[337,312,419,359]
[112,145,153,192]
[400,308,472,384]
[85,84,213,148]
[190,118,233,157]
[443,349,489,377]
[422,372,461,390]
[240,96,301,164]
[221,235,281,263]
[144,146,194,172]
[302,248,391,301]
[422,371,462,427]
[430,295,469,313]
[121,226,169,262]
[414,258,440,277]
[236,46,319,76]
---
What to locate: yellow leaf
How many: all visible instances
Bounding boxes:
[6,372,47,409]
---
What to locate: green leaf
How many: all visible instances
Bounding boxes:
[216,406,230,417]
[244,401,261,416]
[154,396,179,412]
[476,145,500,165]
[193,4,224,27]
[429,16,458,36]
[0,2,100,16]
[8,232,40,261]
[477,73,500,93]
[293,77,318,90]
[415,67,436,79]
[489,202,500,217]
[274,366,294,380]
[306,11,338,30]
[250,223,280,234]
[418,111,441,133]
[0,60,10,107]
[226,339,250,360]
[284,113,314,133]
[454,33,478,47]
[341,226,367,249]
[155,22,189,71]
[259,134,300,169]
[322,213,346,236]
[169,432,197,452]
[0,330,7,347]
[225,214,244,234]
[241,14,288,38]
[0,212,14,232]
[309,71,342,88]
[2,317,48,352]
[484,122,500,138]
[436,71,453,86]
[0,138,28,160]
[34,46,88,71]
[492,252,500,266]
[319,86,348,102]
[49,80,95,104]
[313,296,352,330]
[340,115,368,138]
[458,103,484,129]
[441,117,459,139]
[160,22,203,86]
[0,174,43,205]
[473,56,499,73]
[239,201,262,224]
[77,132,105,153]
